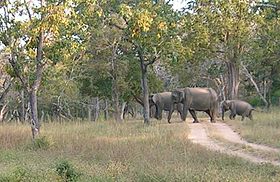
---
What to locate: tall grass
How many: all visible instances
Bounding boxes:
[225,107,280,148]
[0,118,279,181]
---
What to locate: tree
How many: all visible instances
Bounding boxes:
[245,0,280,107]
[118,0,181,124]
[0,0,73,138]
[185,0,259,100]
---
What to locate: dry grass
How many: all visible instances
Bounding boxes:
[0,118,279,181]
[225,107,280,148]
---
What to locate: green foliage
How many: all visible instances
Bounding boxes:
[55,160,81,182]
[0,166,35,182]
[29,136,54,150]
[248,97,263,107]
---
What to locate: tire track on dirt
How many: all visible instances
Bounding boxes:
[208,122,280,153]
[187,119,280,166]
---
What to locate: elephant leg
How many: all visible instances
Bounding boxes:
[210,110,216,123]
[189,109,198,123]
[167,109,174,124]
[205,110,215,123]
[241,115,245,121]
[247,109,253,120]
[178,110,184,122]
[248,112,253,120]
[229,112,235,120]
[156,106,163,120]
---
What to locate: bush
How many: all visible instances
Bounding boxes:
[30,136,53,150]
[55,160,81,182]
[0,166,34,182]
[248,97,263,107]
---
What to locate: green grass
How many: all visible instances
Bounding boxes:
[225,107,280,148]
[0,118,280,181]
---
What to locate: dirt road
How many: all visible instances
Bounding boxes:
[187,118,280,166]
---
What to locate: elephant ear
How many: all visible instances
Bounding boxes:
[224,100,233,110]
[152,94,158,104]
[178,90,185,103]
[172,90,184,103]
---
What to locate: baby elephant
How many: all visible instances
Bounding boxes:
[221,100,255,121]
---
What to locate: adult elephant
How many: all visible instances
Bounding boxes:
[168,87,218,123]
[150,92,184,122]
[221,100,254,121]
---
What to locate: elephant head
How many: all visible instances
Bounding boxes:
[171,90,185,104]
[149,94,161,119]
[221,100,232,120]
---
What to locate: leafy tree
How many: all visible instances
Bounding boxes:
[116,0,181,124]
[0,0,76,138]
[183,0,259,100]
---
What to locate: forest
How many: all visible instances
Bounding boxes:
[0,0,279,137]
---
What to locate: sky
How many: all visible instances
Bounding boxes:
[171,0,189,10]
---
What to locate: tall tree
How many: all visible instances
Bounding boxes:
[0,0,72,138]
[185,0,258,99]
[117,0,181,124]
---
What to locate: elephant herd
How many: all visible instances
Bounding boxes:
[149,87,255,123]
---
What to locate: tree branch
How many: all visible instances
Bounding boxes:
[241,62,268,108]
[133,95,144,106]
[23,0,32,21]
[8,55,27,90]
[145,51,161,66]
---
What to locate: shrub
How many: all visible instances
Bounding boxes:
[0,166,35,182]
[55,160,81,182]
[30,136,54,150]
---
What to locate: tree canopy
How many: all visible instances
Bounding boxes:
[0,0,279,133]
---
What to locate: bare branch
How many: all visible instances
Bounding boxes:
[8,55,27,90]
[23,0,32,21]
[109,22,126,30]
[241,62,268,108]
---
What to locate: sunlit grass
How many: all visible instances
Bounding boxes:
[0,118,279,181]
[225,107,280,148]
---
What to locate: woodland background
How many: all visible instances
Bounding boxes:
[0,0,279,136]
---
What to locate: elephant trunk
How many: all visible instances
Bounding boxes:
[222,108,225,120]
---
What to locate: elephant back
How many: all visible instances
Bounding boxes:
[186,87,218,112]
[233,100,254,115]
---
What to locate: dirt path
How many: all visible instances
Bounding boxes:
[187,118,280,166]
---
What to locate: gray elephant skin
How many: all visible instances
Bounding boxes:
[221,100,254,121]
[150,92,184,121]
[169,87,218,123]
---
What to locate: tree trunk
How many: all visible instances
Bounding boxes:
[111,41,122,122]
[112,79,121,122]
[104,99,109,121]
[29,90,40,139]
[140,59,150,124]
[93,97,99,122]
[20,90,25,123]
[88,103,92,122]
[226,61,240,100]
[120,102,127,120]
[0,103,7,122]
[29,5,45,138]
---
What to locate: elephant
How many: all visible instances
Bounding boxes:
[123,103,135,119]
[221,100,254,121]
[149,92,184,121]
[168,87,219,123]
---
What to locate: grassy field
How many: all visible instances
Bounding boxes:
[0,117,280,181]
[225,107,280,148]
